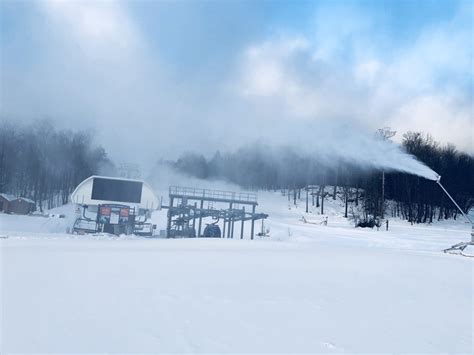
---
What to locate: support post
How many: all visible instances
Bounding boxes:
[240,206,245,239]
[197,199,204,237]
[166,197,174,238]
[222,215,226,239]
[250,204,256,240]
[192,202,197,232]
[227,203,233,238]
[320,186,325,214]
[306,188,309,213]
[231,215,235,239]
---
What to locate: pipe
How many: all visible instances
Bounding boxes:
[436,176,474,244]
[436,177,472,225]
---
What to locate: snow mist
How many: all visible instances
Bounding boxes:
[183,122,440,183]
[246,122,440,181]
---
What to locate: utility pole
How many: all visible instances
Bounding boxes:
[382,170,385,218]
[376,127,396,219]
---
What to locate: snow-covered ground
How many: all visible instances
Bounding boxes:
[0,191,472,353]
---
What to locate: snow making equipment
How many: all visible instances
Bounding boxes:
[435,175,474,255]
[70,176,159,236]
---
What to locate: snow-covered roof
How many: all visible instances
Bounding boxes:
[0,193,17,202]
[0,194,35,204]
[17,197,35,204]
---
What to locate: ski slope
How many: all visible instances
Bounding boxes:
[0,191,473,353]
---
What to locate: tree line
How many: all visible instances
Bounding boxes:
[170,132,473,224]
[1,120,471,222]
[0,120,113,211]
[384,132,473,223]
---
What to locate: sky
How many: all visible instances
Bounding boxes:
[0,0,472,168]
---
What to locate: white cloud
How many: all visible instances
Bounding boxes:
[390,95,472,152]
[240,37,309,97]
[1,0,471,175]
[235,6,473,153]
[42,0,139,51]
[237,36,366,121]
[354,59,381,86]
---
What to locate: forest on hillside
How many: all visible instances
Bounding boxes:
[1,120,472,223]
[0,121,113,211]
[171,132,474,224]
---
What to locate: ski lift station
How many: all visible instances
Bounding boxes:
[71,176,160,236]
[165,186,268,239]
[70,176,268,238]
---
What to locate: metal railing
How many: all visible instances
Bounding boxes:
[169,186,257,204]
[73,218,98,233]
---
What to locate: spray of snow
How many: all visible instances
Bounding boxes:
[279,122,440,180]
[301,127,440,180]
[153,122,440,186]
[217,122,440,182]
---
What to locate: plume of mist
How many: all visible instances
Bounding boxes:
[147,162,246,194]
[307,124,439,180]
[149,120,439,192]
[151,130,439,195]
[246,122,439,181]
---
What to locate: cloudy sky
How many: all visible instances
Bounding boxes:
[1,0,472,166]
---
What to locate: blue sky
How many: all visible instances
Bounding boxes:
[0,0,472,162]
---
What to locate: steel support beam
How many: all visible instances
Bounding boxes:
[250,204,256,240]
[240,206,245,239]
[166,197,174,238]
[227,203,233,238]
[197,199,204,237]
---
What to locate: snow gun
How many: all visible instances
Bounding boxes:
[435,175,474,255]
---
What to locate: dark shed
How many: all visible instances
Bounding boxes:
[0,193,16,212]
[0,194,35,214]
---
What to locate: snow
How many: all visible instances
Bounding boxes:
[1,191,473,353]
[0,194,35,204]
[0,193,16,202]
[17,196,35,204]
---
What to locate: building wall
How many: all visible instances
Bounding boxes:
[0,197,9,212]
[8,199,34,215]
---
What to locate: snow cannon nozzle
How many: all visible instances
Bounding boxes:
[435,175,441,183]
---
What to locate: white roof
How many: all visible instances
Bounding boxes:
[17,197,35,204]
[0,194,34,204]
[0,193,16,202]
[70,175,159,210]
